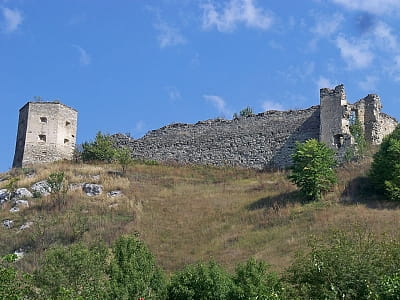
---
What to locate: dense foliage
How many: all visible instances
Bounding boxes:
[81,132,116,163]
[369,125,400,201]
[2,230,400,299]
[167,261,233,300]
[108,235,167,300]
[289,139,337,200]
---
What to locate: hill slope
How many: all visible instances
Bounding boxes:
[1,159,399,274]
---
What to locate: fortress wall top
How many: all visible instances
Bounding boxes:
[113,106,321,169]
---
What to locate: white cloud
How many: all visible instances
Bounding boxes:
[316,76,335,89]
[2,7,22,33]
[261,100,284,111]
[203,95,232,117]
[373,22,397,50]
[358,75,378,91]
[335,36,373,69]
[73,45,91,66]
[311,13,343,37]
[332,0,400,15]
[155,21,186,48]
[166,86,181,100]
[201,0,273,32]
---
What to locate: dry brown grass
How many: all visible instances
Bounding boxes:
[1,158,400,274]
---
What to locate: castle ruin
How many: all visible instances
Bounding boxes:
[112,85,397,169]
[13,101,78,168]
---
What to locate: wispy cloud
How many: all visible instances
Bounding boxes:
[335,36,373,69]
[203,95,232,117]
[331,0,400,15]
[316,76,335,89]
[166,86,181,100]
[261,100,284,111]
[358,75,378,91]
[372,22,397,50]
[311,12,343,37]
[201,0,273,32]
[2,7,22,33]
[155,21,186,48]
[73,45,91,66]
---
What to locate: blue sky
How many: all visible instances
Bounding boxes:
[1,0,400,172]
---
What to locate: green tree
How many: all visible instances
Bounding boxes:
[34,243,110,300]
[369,125,400,201]
[233,106,254,119]
[108,235,167,300]
[167,261,233,300]
[289,139,337,201]
[81,131,116,163]
[230,258,281,300]
[115,147,133,175]
[0,254,33,300]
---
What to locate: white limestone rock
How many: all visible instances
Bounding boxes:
[14,188,33,199]
[0,189,9,204]
[31,180,51,196]
[82,183,103,196]
[20,221,33,230]
[3,219,13,228]
[107,190,123,197]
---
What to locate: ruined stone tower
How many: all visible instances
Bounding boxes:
[13,101,78,168]
[319,84,397,158]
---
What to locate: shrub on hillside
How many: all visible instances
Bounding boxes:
[285,229,400,299]
[81,131,116,163]
[289,139,337,201]
[108,235,167,300]
[34,243,110,299]
[230,258,282,300]
[369,125,400,201]
[167,261,233,300]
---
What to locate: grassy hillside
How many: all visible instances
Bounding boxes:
[1,158,399,274]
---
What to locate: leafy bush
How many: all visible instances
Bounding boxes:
[289,139,337,201]
[369,125,400,200]
[34,243,110,300]
[81,131,116,163]
[285,229,400,299]
[0,254,32,299]
[108,235,167,300]
[230,258,281,300]
[167,261,233,300]
[349,119,367,158]
[114,147,133,174]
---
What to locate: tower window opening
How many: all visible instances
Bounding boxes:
[64,138,69,144]
[40,117,47,123]
[65,121,71,126]
[334,134,344,149]
[39,134,46,142]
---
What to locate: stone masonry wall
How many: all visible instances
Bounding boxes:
[112,106,321,169]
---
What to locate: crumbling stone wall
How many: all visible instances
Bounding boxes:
[113,107,321,169]
[320,85,397,159]
[13,102,78,167]
[113,84,397,169]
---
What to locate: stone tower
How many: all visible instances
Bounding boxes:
[319,85,397,158]
[12,101,78,168]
